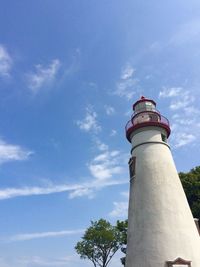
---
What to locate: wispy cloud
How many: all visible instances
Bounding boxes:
[109,201,128,218]
[159,87,182,98]
[173,133,196,148]
[0,255,82,267]
[84,140,128,197]
[159,87,194,110]
[121,64,135,80]
[0,178,127,201]
[0,139,32,164]
[109,191,129,218]
[69,178,127,199]
[76,106,101,133]
[95,139,108,151]
[158,86,200,148]
[0,44,12,77]
[16,255,83,267]
[0,137,128,201]
[0,184,77,200]
[68,187,94,199]
[88,150,124,180]
[170,94,194,111]
[110,129,117,136]
[26,59,61,93]
[0,139,128,201]
[114,63,138,100]
[104,105,115,115]
[8,229,84,242]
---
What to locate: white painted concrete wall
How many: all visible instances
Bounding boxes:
[126,127,200,267]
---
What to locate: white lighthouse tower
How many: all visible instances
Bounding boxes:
[125,96,200,267]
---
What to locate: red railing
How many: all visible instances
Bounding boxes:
[125,114,170,141]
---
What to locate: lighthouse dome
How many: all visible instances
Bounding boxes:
[133,96,156,113]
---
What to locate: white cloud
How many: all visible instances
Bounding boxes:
[8,229,84,242]
[184,106,200,115]
[0,139,32,164]
[76,106,101,133]
[0,138,128,201]
[114,63,138,100]
[16,255,84,267]
[88,149,124,180]
[0,184,77,200]
[170,94,194,110]
[89,164,122,180]
[104,105,115,115]
[109,201,128,218]
[0,44,12,77]
[109,191,129,218]
[0,255,83,267]
[46,142,127,199]
[27,59,61,93]
[110,129,117,136]
[121,63,135,80]
[158,86,200,149]
[173,133,196,148]
[159,87,194,111]
[159,87,182,98]
[95,139,108,151]
[116,79,137,100]
[0,178,127,201]
[68,187,94,199]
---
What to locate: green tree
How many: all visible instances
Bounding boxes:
[179,166,200,220]
[75,219,124,267]
[116,220,128,266]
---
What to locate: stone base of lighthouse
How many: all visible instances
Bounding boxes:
[125,127,200,267]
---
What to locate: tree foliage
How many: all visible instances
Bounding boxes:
[179,166,200,220]
[75,219,124,267]
[116,219,128,245]
[116,220,128,266]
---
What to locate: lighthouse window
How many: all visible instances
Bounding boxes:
[129,157,136,179]
[161,133,167,142]
[145,102,152,107]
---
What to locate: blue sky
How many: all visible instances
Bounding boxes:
[0,1,200,266]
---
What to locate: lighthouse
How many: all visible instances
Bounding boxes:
[125,96,200,267]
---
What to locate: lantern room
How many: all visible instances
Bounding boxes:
[133,96,156,113]
[125,96,171,142]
